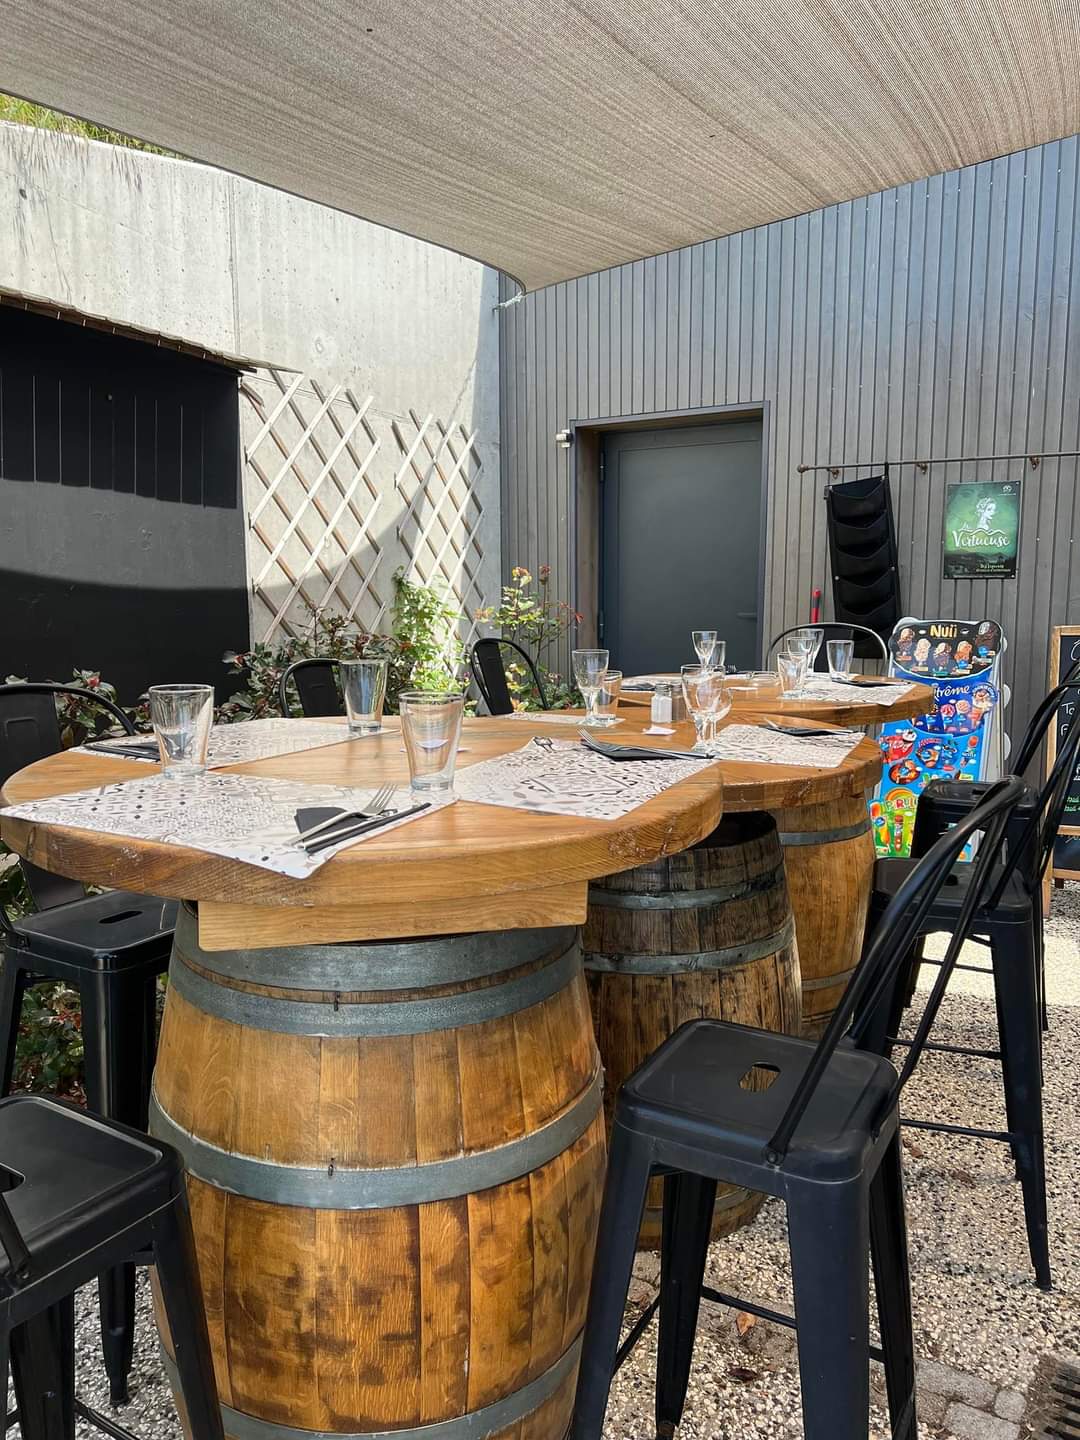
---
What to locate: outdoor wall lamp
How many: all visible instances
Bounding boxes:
[554,429,573,449]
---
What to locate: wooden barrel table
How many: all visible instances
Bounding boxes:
[582,813,801,1246]
[1,718,725,1440]
[620,674,934,730]
[151,905,604,1438]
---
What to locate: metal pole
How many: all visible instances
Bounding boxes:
[797,449,1080,476]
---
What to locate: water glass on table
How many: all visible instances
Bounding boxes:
[573,649,610,726]
[149,684,214,778]
[594,670,622,725]
[692,631,723,672]
[342,659,388,734]
[827,638,855,680]
[399,691,465,794]
[776,653,807,695]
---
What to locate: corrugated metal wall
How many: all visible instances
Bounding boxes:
[499,135,1080,734]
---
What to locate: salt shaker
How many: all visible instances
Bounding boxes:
[650,683,673,725]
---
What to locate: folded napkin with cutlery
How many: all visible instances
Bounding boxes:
[294,800,431,854]
[578,731,701,761]
[84,737,160,759]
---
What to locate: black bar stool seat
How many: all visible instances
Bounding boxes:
[0,1095,223,1440]
[9,892,177,971]
[618,1022,896,1181]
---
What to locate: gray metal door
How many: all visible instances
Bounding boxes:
[601,421,764,674]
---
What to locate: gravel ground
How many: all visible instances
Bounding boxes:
[13,891,1080,1439]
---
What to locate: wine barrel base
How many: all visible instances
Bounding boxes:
[583,813,801,1252]
[772,793,875,1036]
[152,906,604,1440]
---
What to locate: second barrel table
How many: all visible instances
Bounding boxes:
[483,712,882,1245]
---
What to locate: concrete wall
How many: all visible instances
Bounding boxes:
[1,121,501,649]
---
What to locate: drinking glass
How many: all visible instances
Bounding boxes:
[149,684,214,778]
[827,638,855,680]
[776,654,806,695]
[681,665,730,751]
[786,632,815,663]
[341,659,388,734]
[692,631,719,671]
[800,627,825,670]
[593,670,623,725]
[573,649,610,726]
[398,691,465,794]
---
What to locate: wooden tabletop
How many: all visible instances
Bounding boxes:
[620,674,933,727]
[1,714,880,949]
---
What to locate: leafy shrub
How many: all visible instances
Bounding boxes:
[475,565,582,709]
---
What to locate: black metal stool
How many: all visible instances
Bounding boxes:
[903,664,1080,1031]
[0,1094,223,1440]
[0,683,176,1404]
[571,779,1025,1440]
[857,705,1080,1291]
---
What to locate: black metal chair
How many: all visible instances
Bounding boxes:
[904,665,1080,1029]
[856,705,1080,1291]
[469,639,549,716]
[0,683,177,1405]
[0,1094,223,1440]
[277,658,344,717]
[571,778,1025,1440]
[765,622,888,672]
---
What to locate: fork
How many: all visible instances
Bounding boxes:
[295,783,396,845]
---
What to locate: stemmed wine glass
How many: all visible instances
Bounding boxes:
[692,631,722,672]
[799,627,825,671]
[681,665,731,752]
[573,648,610,727]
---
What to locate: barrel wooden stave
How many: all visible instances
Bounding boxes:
[771,792,875,1035]
[583,814,801,1248]
[152,909,604,1439]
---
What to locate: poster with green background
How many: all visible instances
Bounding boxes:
[943,480,1021,579]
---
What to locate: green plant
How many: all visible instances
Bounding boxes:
[475,565,582,709]
[391,569,467,693]
[0,93,175,155]
[14,983,85,1097]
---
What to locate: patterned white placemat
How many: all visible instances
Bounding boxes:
[706,724,864,769]
[0,772,451,878]
[454,737,717,820]
[505,710,624,726]
[783,678,916,707]
[79,717,371,768]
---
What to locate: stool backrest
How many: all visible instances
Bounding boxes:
[765,623,888,672]
[765,776,1027,1163]
[0,683,137,915]
[278,659,344,718]
[469,639,549,716]
[982,692,1080,906]
[1013,660,1080,775]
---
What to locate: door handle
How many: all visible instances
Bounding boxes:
[737,611,758,621]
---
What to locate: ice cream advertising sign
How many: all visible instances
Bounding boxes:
[870,618,1006,858]
[942,480,1021,579]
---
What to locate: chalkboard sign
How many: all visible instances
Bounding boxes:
[1048,626,1080,880]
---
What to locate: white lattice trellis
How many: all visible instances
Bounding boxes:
[240,371,490,651]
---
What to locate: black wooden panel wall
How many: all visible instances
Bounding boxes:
[0,305,250,703]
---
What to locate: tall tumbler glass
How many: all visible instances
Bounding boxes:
[342,659,388,734]
[827,639,855,680]
[399,691,465,794]
[149,684,214,778]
